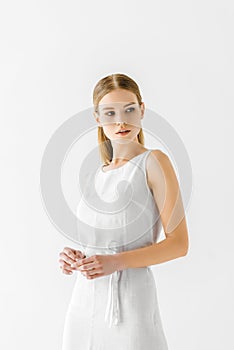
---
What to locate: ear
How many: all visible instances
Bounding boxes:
[140,102,145,119]
[93,111,102,127]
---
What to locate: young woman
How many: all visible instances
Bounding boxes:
[59,73,189,349]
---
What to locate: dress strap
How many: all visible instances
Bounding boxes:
[131,149,152,170]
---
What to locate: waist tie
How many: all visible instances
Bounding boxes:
[104,269,121,328]
[104,240,122,328]
[83,246,150,328]
[104,263,150,328]
[83,241,122,328]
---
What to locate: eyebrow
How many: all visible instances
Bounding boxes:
[100,102,136,111]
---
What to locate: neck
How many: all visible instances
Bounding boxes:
[110,138,145,164]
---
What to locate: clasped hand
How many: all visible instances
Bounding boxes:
[58,247,119,280]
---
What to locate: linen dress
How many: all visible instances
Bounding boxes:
[62,149,169,350]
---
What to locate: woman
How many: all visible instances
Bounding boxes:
[59,73,189,349]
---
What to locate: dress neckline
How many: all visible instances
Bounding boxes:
[100,149,150,174]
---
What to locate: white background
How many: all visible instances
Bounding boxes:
[1,1,234,349]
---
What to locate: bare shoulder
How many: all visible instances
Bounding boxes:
[148,149,170,163]
[146,149,171,189]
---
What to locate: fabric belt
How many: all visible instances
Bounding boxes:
[83,242,122,328]
[83,247,150,328]
[104,269,121,328]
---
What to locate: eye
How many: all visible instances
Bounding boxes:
[104,111,115,116]
[125,107,135,113]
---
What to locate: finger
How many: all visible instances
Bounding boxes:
[86,272,104,279]
[86,267,103,276]
[63,247,78,262]
[74,250,86,259]
[69,256,89,269]
[63,270,73,275]
[79,267,95,276]
[59,259,77,271]
[76,262,97,271]
[60,260,74,269]
[59,252,77,265]
[71,256,95,268]
[63,247,75,256]
[80,269,97,277]
[60,266,73,275]
[60,248,76,262]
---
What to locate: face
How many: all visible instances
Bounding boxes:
[93,89,145,142]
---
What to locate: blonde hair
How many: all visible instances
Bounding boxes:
[93,73,145,165]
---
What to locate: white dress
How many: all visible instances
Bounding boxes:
[62,149,169,350]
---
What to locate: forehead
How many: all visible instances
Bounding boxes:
[99,88,137,102]
[98,89,138,106]
[98,101,138,111]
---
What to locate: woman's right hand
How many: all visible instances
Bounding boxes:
[59,247,86,275]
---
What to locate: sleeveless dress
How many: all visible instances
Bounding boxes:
[62,149,169,350]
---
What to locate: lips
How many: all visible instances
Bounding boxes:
[116,129,131,134]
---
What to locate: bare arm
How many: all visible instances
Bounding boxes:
[114,150,189,271]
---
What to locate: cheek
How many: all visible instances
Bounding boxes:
[103,125,116,135]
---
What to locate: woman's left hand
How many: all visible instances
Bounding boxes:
[71,254,120,280]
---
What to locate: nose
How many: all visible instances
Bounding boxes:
[116,121,126,125]
[112,108,128,124]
